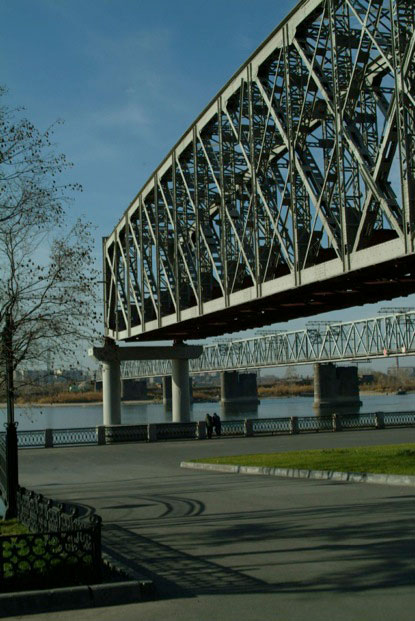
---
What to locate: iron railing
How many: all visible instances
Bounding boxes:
[2,411,413,448]
[0,487,102,592]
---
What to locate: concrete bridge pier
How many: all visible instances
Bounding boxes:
[163,376,193,409]
[313,363,362,412]
[172,359,190,422]
[220,371,260,407]
[102,359,121,426]
[90,341,202,426]
[121,378,147,401]
[162,376,172,408]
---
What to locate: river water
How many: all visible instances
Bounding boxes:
[0,392,413,431]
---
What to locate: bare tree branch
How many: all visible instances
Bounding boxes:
[0,87,100,391]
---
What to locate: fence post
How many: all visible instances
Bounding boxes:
[96,426,106,445]
[197,421,206,440]
[147,424,157,442]
[290,416,299,434]
[375,412,385,429]
[244,419,253,437]
[332,413,342,432]
[91,514,102,582]
[44,428,53,448]
[3,422,19,519]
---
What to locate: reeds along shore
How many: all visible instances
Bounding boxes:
[14,391,103,405]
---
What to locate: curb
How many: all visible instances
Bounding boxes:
[180,461,415,486]
[0,550,156,617]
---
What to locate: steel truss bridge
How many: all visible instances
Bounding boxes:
[119,311,415,377]
[104,0,415,343]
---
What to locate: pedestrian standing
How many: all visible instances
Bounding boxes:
[213,412,221,437]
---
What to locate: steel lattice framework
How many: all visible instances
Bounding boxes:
[104,0,415,342]
[119,311,415,377]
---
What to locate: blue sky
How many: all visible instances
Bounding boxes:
[1,0,298,237]
[2,0,415,372]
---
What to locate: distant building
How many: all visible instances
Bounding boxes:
[54,368,87,382]
[15,367,89,385]
[359,374,375,385]
[387,367,415,378]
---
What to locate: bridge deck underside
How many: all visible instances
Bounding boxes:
[104,0,415,342]
[130,253,415,341]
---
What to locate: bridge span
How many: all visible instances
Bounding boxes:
[120,311,415,377]
[104,0,415,343]
[94,0,415,424]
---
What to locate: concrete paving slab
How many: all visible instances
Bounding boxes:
[6,427,415,620]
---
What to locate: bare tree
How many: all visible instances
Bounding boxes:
[0,87,100,395]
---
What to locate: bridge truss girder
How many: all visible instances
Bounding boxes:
[119,311,415,377]
[104,0,415,342]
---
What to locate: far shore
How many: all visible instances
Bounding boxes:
[2,387,412,408]
[0,399,157,408]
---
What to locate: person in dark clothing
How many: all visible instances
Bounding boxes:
[205,413,213,439]
[213,413,221,437]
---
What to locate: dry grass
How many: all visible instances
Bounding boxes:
[193,388,220,401]
[258,383,312,397]
[15,391,103,405]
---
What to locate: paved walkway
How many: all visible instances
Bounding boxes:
[9,428,415,620]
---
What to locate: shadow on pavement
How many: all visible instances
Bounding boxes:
[102,493,415,597]
[102,524,274,599]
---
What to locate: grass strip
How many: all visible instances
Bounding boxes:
[192,443,415,475]
[0,520,29,536]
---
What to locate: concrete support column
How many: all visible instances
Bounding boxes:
[147,424,157,442]
[164,375,193,408]
[220,371,259,405]
[44,428,53,448]
[163,376,172,407]
[332,413,342,432]
[197,421,206,440]
[375,412,385,429]
[121,378,147,401]
[90,342,202,427]
[172,358,190,422]
[96,426,106,445]
[102,359,121,426]
[313,363,362,412]
[244,419,253,437]
[290,416,299,434]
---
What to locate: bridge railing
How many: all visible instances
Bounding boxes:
[3,411,414,448]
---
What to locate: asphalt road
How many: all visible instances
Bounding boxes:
[8,427,415,620]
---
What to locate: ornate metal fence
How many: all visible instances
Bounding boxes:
[17,431,46,448]
[155,422,197,441]
[4,411,415,449]
[16,427,98,448]
[51,428,97,446]
[0,487,102,592]
[104,424,148,444]
[221,421,245,437]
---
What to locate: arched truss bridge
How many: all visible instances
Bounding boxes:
[104,0,415,342]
